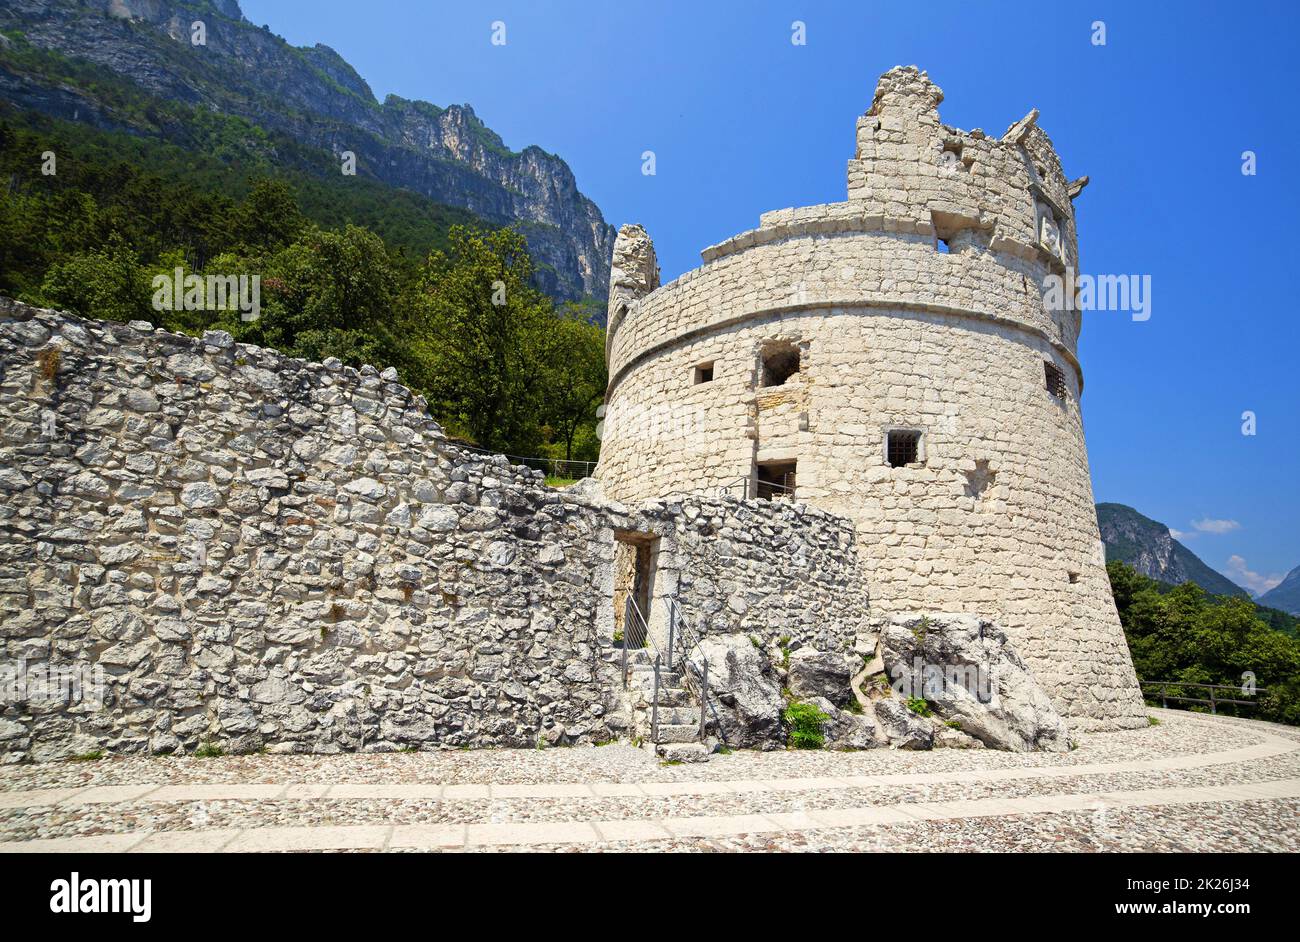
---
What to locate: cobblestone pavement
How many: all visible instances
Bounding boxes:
[2,710,1297,852]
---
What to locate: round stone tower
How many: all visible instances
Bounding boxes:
[595,66,1146,732]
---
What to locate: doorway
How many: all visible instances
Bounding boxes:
[613,531,657,646]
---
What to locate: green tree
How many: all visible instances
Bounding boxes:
[412,225,555,453]
[37,239,152,323]
[227,179,306,253]
[540,303,607,461]
[1108,560,1300,725]
[227,224,398,366]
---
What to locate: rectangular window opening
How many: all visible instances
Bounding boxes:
[693,362,715,385]
[760,342,800,387]
[886,430,921,468]
[755,460,797,500]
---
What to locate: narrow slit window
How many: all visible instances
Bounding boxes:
[886,430,921,468]
[1045,361,1066,400]
[693,362,714,384]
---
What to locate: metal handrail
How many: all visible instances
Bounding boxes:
[1140,680,1269,714]
[622,594,729,746]
[718,475,795,501]
[667,596,728,745]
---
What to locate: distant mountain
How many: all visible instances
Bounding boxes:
[1096,503,1248,598]
[1258,566,1300,615]
[0,0,614,301]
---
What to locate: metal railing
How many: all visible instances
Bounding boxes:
[1140,680,1269,715]
[621,595,663,742]
[620,594,725,745]
[719,475,796,501]
[446,439,596,481]
[667,596,727,745]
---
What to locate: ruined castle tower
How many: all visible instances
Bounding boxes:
[595,67,1146,731]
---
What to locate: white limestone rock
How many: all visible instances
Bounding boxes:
[880,613,1071,753]
[686,633,785,749]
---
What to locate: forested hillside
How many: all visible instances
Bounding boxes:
[0,110,607,464]
[1108,561,1300,725]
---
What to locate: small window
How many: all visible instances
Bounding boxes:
[693,362,714,385]
[755,460,796,500]
[1045,361,1066,400]
[886,430,921,468]
[760,342,800,387]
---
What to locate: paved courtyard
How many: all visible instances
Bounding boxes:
[1,710,1297,852]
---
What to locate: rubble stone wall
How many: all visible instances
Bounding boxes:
[0,299,868,760]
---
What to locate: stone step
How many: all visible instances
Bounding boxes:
[655,742,711,763]
[653,706,699,726]
[635,686,690,707]
[627,668,684,689]
[652,723,701,744]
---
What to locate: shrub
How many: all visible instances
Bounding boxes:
[906,697,932,718]
[784,700,829,749]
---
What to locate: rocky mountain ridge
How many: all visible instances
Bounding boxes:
[1258,565,1300,615]
[1096,502,1248,598]
[0,0,614,301]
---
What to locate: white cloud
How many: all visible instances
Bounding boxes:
[1225,555,1284,597]
[1169,528,1193,541]
[1192,518,1241,534]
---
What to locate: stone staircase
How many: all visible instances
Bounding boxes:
[602,642,712,762]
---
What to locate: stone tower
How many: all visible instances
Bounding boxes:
[595,66,1146,731]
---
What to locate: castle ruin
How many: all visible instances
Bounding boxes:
[596,67,1146,732]
[0,68,1147,762]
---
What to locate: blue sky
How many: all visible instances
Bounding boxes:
[243,0,1299,590]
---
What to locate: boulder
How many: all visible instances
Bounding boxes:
[787,647,853,707]
[934,726,984,749]
[873,698,934,750]
[880,613,1070,753]
[686,633,784,749]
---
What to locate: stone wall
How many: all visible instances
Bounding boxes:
[594,67,1147,731]
[0,299,869,760]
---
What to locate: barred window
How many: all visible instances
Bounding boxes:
[886,430,921,468]
[1045,361,1067,400]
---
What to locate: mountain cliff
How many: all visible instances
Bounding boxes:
[1096,502,1248,598]
[1258,566,1300,615]
[0,0,614,301]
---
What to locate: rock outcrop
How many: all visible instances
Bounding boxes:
[787,648,854,707]
[685,634,785,749]
[871,699,935,750]
[880,614,1071,752]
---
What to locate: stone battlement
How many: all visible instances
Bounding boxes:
[605,67,1088,391]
